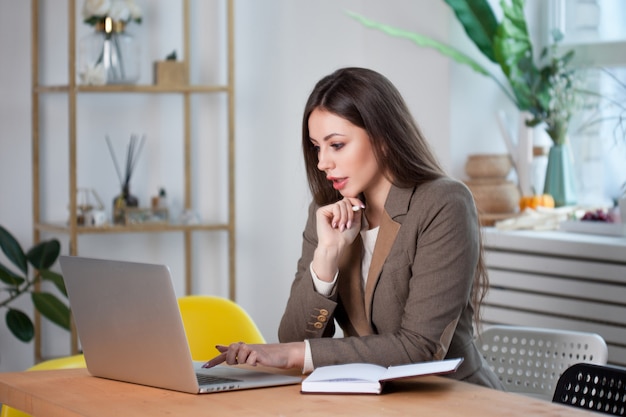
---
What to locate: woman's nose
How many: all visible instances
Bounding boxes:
[317,149,332,171]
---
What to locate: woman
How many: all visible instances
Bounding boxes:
[204,67,503,389]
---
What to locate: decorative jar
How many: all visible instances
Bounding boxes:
[113,184,139,225]
[78,17,140,85]
[544,142,577,207]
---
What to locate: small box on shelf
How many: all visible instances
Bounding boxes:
[154,61,188,87]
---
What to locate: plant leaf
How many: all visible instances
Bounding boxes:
[346,11,492,76]
[346,10,519,106]
[6,308,34,342]
[444,0,499,62]
[26,239,61,270]
[83,16,101,26]
[493,0,537,110]
[0,263,25,286]
[40,269,67,296]
[0,225,27,274]
[31,292,71,330]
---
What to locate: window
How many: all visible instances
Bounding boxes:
[545,0,626,204]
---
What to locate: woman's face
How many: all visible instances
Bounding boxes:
[308,108,389,200]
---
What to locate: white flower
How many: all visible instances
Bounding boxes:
[79,63,106,85]
[82,0,142,25]
[108,1,131,22]
[82,0,111,20]
[124,0,142,21]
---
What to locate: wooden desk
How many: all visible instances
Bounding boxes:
[0,368,595,417]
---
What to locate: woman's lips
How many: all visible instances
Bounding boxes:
[329,177,348,190]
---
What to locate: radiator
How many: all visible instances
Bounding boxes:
[482,228,626,367]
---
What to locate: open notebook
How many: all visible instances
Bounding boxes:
[59,256,301,394]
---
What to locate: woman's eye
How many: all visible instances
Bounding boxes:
[311,145,320,153]
[331,143,344,150]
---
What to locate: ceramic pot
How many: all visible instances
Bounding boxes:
[544,143,577,207]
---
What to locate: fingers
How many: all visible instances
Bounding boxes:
[325,198,365,231]
[245,350,258,366]
[202,342,259,368]
[201,351,227,368]
[224,342,241,364]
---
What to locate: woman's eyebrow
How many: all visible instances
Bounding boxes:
[310,132,345,143]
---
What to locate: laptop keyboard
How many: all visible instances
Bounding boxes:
[196,373,242,386]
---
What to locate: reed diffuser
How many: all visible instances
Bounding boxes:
[106,134,146,224]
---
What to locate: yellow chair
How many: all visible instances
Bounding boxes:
[177,295,266,361]
[0,354,86,417]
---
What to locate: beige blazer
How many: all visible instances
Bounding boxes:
[278,177,503,389]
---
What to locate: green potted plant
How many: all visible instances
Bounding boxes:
[347,0,623,206]
[0,225,70,342]
[348,0,582,143]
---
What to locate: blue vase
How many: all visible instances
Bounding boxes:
[544,143,577,207]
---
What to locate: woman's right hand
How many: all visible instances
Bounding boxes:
[312,198,364,281]
[202,342,305,370]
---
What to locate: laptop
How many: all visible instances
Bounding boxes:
[59,255,302,394]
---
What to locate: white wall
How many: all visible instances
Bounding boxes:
[0,1,34,372]
[0,0,509,372]
[233,0,456,350]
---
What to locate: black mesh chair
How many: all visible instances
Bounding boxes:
[552,362,626,416]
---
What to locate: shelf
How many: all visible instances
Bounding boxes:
[35,84,231,94]
[35,222,231,235]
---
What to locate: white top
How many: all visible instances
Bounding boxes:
[304,226,380,372]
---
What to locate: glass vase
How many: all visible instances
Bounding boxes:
[78,18,140,85]
[544,142,577,207]
[112,185,139,225]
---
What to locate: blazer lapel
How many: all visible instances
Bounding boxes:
[337,185,411,333]
[363,209,401,322]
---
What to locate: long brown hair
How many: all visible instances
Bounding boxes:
[302,67,443,205]
[301,67,488,327]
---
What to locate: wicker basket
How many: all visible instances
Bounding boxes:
[464,154,512,179]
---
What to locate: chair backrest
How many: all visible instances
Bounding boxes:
[0,354,86,417]
[177,295,266,361]
[552,362,626,415]
[26,354,86,371]
[478,325,608,400]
